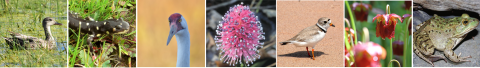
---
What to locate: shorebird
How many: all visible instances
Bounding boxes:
[166,13,190,67]
[279,17,335,60]
[3,17,62,49]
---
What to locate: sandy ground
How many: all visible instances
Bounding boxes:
[277,1,344,67]
[412,11,480,67]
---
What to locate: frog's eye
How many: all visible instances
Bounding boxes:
[463,21,468,25]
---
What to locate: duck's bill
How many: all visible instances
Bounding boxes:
[54,22,62,25]
[330,23,335,27]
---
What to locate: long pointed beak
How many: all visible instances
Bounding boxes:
[330,23,335,27]
[166,25,176,46]
[54,22,62,25]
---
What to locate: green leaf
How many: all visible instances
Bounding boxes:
[79,50,93,67]
[115,8,128,12]
[102,43,116,55]
[101,60,111,67]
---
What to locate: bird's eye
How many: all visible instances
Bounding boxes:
[324,21,327,24]
[178,19,182,23]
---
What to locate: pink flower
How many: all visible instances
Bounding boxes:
[215,3,265,66]
[352,3,371,22]
[373,14,402,39]
[353,42,386,67]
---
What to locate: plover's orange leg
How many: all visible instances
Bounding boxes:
[306,47,312,57]
[312,49,315,60]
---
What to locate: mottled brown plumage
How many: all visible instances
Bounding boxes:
[3,17,62,49]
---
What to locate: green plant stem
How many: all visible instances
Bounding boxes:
[345,1,357,67]
[386,4,390,14]
[255,0,263,13]
[344,34,353,67]
[388,59,401,67]
[345,1,357,45]
[381,4,394,67]
[403,17,413,67]
[345,35,351,52]
[344,19,355,47]
[385,38,394,67]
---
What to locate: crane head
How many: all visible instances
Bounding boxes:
[167,13,187,46]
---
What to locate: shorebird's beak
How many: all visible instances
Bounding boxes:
[54,22,62,25]
[167,24,178,46]
[329,23,335,27]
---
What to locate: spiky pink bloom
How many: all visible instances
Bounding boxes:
[215,3,265,66]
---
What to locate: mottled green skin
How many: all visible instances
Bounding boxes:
[414,14,479,66]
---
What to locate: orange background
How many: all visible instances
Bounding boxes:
[137,0,205,67]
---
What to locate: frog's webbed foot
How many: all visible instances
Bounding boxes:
[444,50,472,62]
[457,53,472,62]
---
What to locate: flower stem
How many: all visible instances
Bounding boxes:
[345,1,358,45]
[344,19,355,46]
[344,34,352,67]
[362,27,369,42]
[388,59,401,67]
[386,38,394,67]
[386,4,390,14]
[403,17,413,67]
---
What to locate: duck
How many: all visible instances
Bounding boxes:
[3,17,62,49]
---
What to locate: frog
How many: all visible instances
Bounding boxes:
[414,13,479,66]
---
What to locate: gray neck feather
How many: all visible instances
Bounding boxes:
[175,29,190,67]
[44,25,54,41]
